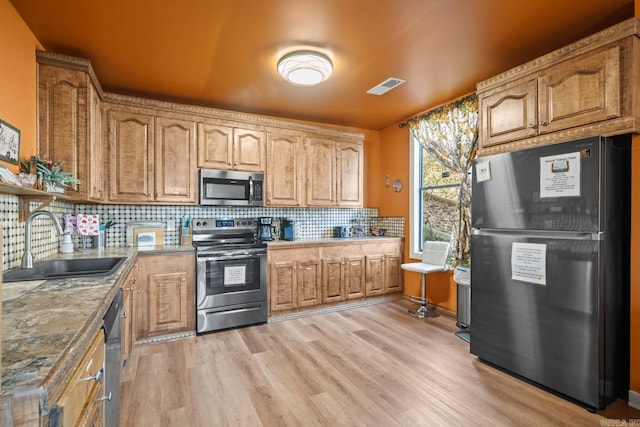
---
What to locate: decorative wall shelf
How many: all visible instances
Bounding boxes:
[0,182,69,221]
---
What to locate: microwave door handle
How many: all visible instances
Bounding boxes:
[248,176,254,201]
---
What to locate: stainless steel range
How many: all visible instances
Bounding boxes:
[193,218,268,334]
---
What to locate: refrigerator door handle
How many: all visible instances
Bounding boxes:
[472,228,602,240]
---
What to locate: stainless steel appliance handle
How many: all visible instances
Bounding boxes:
[472,228,602,240]
[249,176,254,201]
[197,251,266,262]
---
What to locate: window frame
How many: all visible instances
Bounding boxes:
[409,132,460,260]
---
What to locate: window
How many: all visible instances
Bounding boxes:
[409,132,463,259]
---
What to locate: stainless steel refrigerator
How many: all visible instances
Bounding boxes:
[470,136,630,410]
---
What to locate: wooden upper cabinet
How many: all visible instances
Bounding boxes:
[306,136,363,207]
[480,79,538,148]
[197,122,265,172]
[538,45,621,134]
[108,109,155,203]
[336,142,363,207]
[306,137,336,206]
[155,117,197,203]
[197,123,233,169]
[37,59,105,202]
[265,129,305,206]
[477,24,638,156]
[234,129,265,171]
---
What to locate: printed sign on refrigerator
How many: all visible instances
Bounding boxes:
[539,151,581,198]
[511,242,546,285]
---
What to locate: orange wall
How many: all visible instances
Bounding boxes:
[375,123,456,311]
[0,0,41,172]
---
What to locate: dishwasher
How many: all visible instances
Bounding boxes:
[103,288,123,427]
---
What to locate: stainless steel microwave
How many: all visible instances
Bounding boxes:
[199,169,264,206]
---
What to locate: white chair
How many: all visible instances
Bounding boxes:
[401,241,450,318]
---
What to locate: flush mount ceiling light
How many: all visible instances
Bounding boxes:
[277,50,333,86]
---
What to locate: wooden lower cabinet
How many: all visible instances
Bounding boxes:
[135,253,195,341]
[268,239,403,315]
[51,329,105,427]
[122,261,140,363]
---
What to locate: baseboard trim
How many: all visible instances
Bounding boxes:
[629,390,640,410]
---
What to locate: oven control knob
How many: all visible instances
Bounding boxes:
[202,221,208,227]
[195,221,201,227]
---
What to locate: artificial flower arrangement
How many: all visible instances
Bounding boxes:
[19,156,80,192]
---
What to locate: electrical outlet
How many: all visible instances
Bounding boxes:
[167,220,175,231]
[50,228,57,242]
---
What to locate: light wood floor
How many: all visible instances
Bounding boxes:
[120,299,640,426]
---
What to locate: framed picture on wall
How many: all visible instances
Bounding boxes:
[0,119,20,164]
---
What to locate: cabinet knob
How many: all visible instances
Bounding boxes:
[528,124,535,128]
[96,392,112,402]
[538,121,547,127]
[79,368,103,383]
[122,311,127,319]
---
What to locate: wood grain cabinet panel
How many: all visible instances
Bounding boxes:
[51,329,105,427]
[136,254,195,340]
[306,136,363,207]
[265,129,305,206]
[297,260,322,307]
[154,117,197,203]
[477,28,637,155]
[197,122,265,172]
[107,109,155,203]
[268,239,403,315]
[122,261,139,363]
[38,59,106,202]
[538,45,621,134]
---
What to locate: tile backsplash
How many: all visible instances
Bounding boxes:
[1,195,404,271]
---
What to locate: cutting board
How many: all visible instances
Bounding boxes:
[134,227,164,247]
[126,221,165,246]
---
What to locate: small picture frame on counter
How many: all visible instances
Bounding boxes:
[0,164,19,185]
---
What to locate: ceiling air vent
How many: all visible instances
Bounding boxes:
[366,77,406,95]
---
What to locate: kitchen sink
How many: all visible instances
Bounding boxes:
[3,257,127,283]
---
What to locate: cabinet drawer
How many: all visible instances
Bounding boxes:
[55,329,105,427]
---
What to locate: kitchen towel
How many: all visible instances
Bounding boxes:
[63,213,77,235]
[77,214,100,236]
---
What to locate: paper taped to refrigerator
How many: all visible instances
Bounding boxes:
[539,151,581,198]
[511,242,546,285]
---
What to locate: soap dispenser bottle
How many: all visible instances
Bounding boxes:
[60,234,74,253]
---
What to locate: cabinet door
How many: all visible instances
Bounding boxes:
[365,255,385,296]
[87,83,105,201]
[108,109,155,203]
[384,253,403,293]
[336,141,363,207]
[297,260,321,308]
[54,330,105,427]
[155,117,197,203]
[136,254,195,340]
[197,123,233,169]
[322,259,344,303]
[266,130,305,206]
[270,261,298,312]
[538,45,621,134]
[234,128,265,172]
[38,64,86,201]
[307,137,336,206]
[479,79,538,149]
[122,262,139,363]
[344,256,365,300]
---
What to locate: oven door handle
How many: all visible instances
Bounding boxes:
[197,251,265,262]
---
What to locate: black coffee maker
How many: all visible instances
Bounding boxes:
[257,217,273,241]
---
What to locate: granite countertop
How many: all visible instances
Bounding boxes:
[1,245,193,396]
[266,235,402,247]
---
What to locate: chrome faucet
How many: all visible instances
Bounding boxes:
[22,210,64,269]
